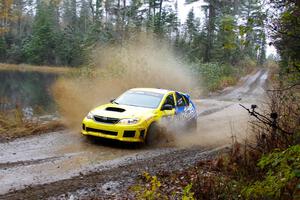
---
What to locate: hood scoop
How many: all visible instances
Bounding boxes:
[105,107,126,112]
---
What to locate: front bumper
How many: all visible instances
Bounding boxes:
[81,118,147,142]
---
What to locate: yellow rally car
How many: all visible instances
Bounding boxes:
[81,88,197,143]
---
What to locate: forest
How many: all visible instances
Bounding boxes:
[0,0,299,199]
[0,0,267,67]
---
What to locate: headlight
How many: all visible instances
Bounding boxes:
[86,112,94,119]
[118,118,139,125]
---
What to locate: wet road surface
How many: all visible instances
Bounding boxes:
[0,69,268,198]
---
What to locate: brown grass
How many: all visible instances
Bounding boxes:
[0,63,73,74]
[0,109,65,142]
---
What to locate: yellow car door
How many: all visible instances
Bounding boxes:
[159,92,176,120]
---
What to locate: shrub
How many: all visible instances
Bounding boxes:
[191,62,237,91]
[242,145,300,199]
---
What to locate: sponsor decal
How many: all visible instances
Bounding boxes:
[174,104,196,121]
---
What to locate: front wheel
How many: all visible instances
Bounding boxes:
[145,123,160,145]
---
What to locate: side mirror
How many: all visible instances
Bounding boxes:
[161,104,173,111]
[110,98,115,103]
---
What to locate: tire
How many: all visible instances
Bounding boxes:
[145,123,160,145]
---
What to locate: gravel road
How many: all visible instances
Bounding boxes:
[0,70,268,199]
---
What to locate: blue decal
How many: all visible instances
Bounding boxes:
[175,93,197,122]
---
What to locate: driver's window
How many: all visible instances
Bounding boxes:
[163,94,175,108]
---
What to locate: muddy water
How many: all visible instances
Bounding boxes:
[0,131,176,194]
[0,70,268,195]
[0,71,58,114]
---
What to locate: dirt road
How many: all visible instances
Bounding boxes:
[0,70,268,199]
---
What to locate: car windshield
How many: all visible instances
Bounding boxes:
[114,91,164,109]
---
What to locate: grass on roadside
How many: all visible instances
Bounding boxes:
[131,143,300,200]
[0,108,65,142]
[0,63,73,74]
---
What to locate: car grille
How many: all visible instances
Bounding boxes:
[123,130,136,137]
[86,127,118,136]
[93,115,120,124]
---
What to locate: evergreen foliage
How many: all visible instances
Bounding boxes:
[270,0,300,84]
[0,0,268,67]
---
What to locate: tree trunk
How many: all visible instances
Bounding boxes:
[204,0,216,62]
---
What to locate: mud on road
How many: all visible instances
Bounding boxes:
[0,70,268,199]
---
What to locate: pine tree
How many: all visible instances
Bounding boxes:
[0,36,6,61]
[186,9,197,42]
[79,0,92,34]
[22,1,59,65]
[215,15,239,64]
[239,0,265,61]
[202,0,218,62]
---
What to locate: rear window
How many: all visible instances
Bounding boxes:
[176,92,187,107]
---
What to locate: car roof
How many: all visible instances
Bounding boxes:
[129,88,172,95]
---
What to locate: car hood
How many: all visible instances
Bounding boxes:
[90,103,155,119]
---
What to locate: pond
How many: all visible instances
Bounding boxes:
[0,70,59,116]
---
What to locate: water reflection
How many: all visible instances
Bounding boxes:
[0,71,58,115]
